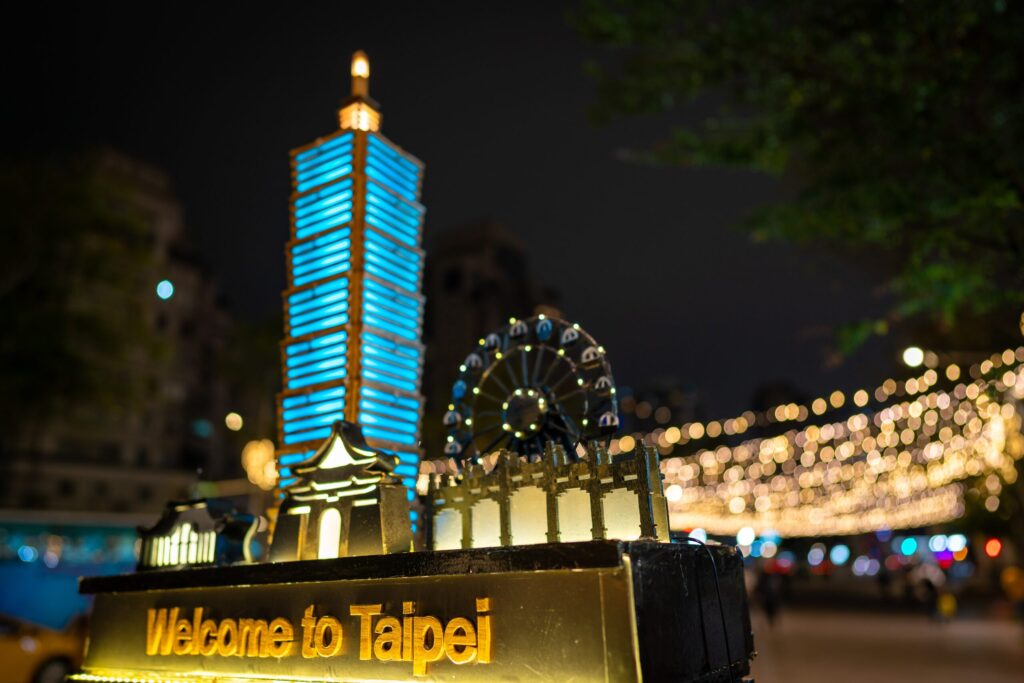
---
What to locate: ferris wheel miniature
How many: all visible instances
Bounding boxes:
[443,314,620,465]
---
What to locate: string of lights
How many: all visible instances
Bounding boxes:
[651,350,1024,537]
[613,347,1024,453]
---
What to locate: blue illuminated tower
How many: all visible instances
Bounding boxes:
[276,51,425,510]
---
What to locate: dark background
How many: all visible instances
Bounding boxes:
[3,2,897,415]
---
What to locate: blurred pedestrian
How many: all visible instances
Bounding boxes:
[755,566,783,627]
[937,592,957,621]
[877,567,891,602]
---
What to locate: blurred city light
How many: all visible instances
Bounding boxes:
[191,419,213,438]
[983,538,1002,558]
[225,412,244,431]
[902,346,924,367]
[807,543,826,566]
[156,279,175,300]
[736,526,755,546]
[928,534,948,552]
[688,527,707,543]
[242,439,278,490]
[829,544,850,566]
[947,534,968,552]
[899,537,918,556]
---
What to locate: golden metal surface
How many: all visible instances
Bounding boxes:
[83,564,641,682]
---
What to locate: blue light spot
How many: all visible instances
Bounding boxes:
[156,280,174,300]
[829,544,850,566]
[191,419,213,438]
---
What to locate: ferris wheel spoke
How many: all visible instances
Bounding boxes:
[547,421,581,442]
[473,412,502,428]
[478,432,510,456]
[531,345,546,386]
[471,423,502,438]
[539,356,563,387]
[520,350,529,386]
[503,352,520,388]
[485,372,511,396]
[550,401,582,437]
[555,387,584,402]
[547,366,576,394]
[475,387,505,404]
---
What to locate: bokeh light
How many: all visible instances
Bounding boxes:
[829,544,850,566]
[902,346,924,367]
[156,279,175,300]
[225,412,244,431]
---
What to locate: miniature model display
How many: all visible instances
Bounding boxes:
[443,314,619,461]
[137,499,258,570]
[72,52,754,683]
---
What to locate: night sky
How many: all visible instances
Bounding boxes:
[6,3,901,417]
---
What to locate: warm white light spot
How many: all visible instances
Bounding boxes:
[351,54,370,78]
[736,526,756,546]
[902,346,925,368]
[225,412,243,431]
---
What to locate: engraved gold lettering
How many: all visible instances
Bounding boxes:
[145,608,175,656]
[267,617,295,657]
[215,619,238,657]
[238,619,270,657]
[172,617,193,655]
[372,616,402,661]
[197,619,218,656]
[314,615,343,657]
[140,598,495,673]
[443,617,477,665]
[190,608,204,655]
[476,598,492,663]
[301,605,317,658]
[411,616,444,676]
[349,604,382,660]
[402,601,415,662]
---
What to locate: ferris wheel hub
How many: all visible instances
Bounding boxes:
[501,388,547,436]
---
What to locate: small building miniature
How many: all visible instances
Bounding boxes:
[269,420,413,561]
[426,440,670,550]
[137,498,257,570]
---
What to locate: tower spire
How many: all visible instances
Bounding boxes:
[339,50,381,132]
[351,50,370,98]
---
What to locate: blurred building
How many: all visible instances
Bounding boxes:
[618,380,704,451]
[421,220,558,456]
[1,149,232,515]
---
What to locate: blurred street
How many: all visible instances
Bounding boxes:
[750,608,1024,683]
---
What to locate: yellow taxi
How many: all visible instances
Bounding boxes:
[0,614,85,683]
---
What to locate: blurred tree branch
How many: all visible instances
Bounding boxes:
[0,156,156,447]
[574,0,1024,353]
